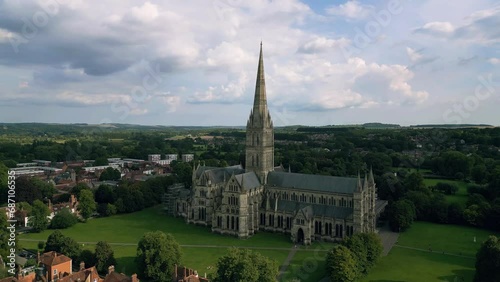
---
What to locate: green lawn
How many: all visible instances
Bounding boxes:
[362,247,475,282]
[280,248,330,282]
[362,222,499,282]
[18,206,300,278]
[423,178,469,206]
[397,221,497,257]
[20,206,292,248]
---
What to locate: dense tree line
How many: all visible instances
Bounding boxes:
[326,232,383,281]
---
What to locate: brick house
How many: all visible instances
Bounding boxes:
[39,251,72,281]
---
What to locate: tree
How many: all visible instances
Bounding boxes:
[95,185,115,204]
[95,241,116,274]
[49,209,78,229]
[31,178,57,200]
[136,231,182,282]
[403,172,428,194]
[45,230,81,260]
[78,189,96,220]
[71,183,90,196]
[16,176,42,204]
[447,202,464,224]
[342,234,368,275]
[388,200,416,232]
[213,248,278,282]
[30,199,50,232]
[97,203,117,217]
[78,249,96,268]
[94,157,109,166]
[99,167,121,181]
[404,191,431,220]
[326,245,358,282]
[474,236,500,282]
[0,212,8,259]
[359,233,383,270]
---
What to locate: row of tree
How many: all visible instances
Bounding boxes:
[43,231,116,274]
[326,232,383,282]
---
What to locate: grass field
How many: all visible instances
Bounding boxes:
[362,221,499,282]
[19,207,500,281]
[18,206,311,279]
[280,249,329,282]
[423,178,469,206]
[362,247,475,282]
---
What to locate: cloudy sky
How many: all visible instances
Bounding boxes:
[0,0,499,126]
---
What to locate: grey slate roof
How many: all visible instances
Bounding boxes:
[267,171,362,194]
[196,165,245,184]
[272,199,353,219]
[234,172,261,190]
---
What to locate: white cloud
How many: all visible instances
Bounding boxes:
[489,58,500,65]
[128,1,159,23]
[326,1,374,20]
[406,47,423,62]
[0,0,497,125]
[414,21,455,36]
[298,36,350,54]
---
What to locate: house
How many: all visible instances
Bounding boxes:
[39,251,72,281]
[58,262,101,282]
[103,266,139,282]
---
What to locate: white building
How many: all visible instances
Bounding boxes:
[181,154,194,162]
[148,154,161,162]
[166,154,178,161]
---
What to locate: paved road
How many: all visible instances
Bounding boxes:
[377,224,400,256]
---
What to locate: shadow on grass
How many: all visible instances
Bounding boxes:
[437,269,475,282]
[367,280,406,282]
[115,256,138,275]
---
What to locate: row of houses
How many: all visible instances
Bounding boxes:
[0,251,208,282]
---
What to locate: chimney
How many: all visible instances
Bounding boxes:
[131,274,138,282]
[80,261,85,271]
[108,265,115,274]
[53,252,57,257]
[37,251,40,264]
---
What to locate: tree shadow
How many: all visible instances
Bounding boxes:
[437,269,475,282]
[114,256,138,275]
[367,280,406,282]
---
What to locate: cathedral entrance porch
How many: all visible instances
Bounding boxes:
[296,228,304,244]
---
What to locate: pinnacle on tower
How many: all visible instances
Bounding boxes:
[253,42,267,113]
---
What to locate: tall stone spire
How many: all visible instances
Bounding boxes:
[253,42,267,112]
[246,43,274,184]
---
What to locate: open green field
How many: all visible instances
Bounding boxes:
[281,248,329,282]
[19,206,328,280]
[362,222,499,282]
[20,206,293,248]
[423,178,469,206]
[362,247,475,282]
[397,222,496,257]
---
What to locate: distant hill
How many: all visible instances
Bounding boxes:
[410,124,494,128]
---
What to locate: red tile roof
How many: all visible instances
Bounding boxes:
[40,251,72,266]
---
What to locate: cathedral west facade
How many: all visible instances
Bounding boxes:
[176,44,386,244]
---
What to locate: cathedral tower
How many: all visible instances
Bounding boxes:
[245,43,274,184]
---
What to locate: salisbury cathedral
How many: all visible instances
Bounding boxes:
[174,44,387,244]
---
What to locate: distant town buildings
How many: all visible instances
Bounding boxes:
[181,154,194,162]
[1,251,139,282]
